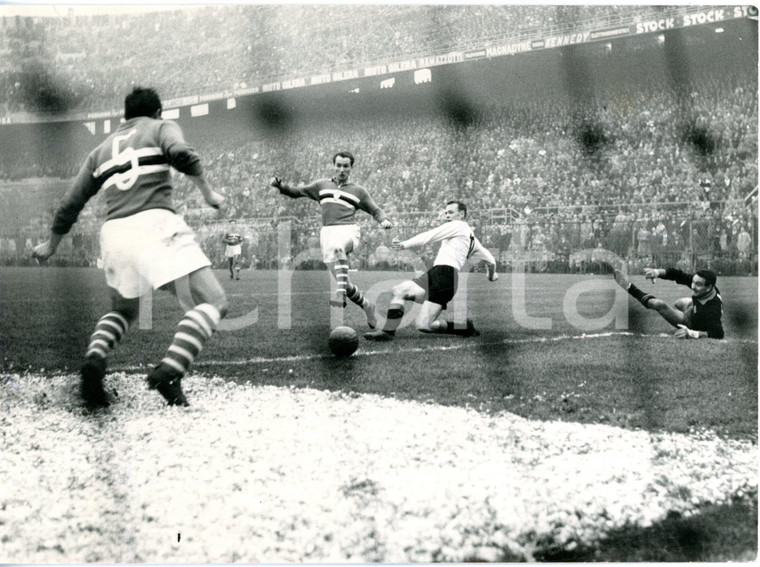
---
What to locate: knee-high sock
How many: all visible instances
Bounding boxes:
[382,302,405,335]
[333,262,349,297]
[346,282,368,308]
[627,283,654,308]
[86,312,130,360]
[161,304,221,375]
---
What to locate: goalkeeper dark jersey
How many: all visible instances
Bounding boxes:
[662,268,724,339]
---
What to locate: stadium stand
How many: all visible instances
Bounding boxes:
[0,5,694,115]
[0,5,756,276]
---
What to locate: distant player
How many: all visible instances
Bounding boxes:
[364,200,498,341]
[33,87,228,407]
[222,219,244,280]
[271,151,392,328]
[614,267,724,339]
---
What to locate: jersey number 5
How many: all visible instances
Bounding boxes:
[110,129,139,191]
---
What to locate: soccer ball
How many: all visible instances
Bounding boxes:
[328,326,359,357]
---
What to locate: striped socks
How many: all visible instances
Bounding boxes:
[346,282,368,308]
[85,312,130,360]
[161,303,221,375]
[333,262,349,299]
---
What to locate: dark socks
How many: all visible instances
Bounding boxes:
[627,283,654,307]
[382,305,405,335]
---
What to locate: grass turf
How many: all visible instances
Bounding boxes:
[1,266,757,560]
[1,267,756,438]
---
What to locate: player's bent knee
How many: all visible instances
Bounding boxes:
[647,298,667,311]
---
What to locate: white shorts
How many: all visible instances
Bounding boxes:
[100,209,211,299]
[225,245,242,258]
[320,224,360,263]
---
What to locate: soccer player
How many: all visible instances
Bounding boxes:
[222,219,244,280]
[271,151,392,328]
[32,87,228,407]
[364,200,498,341]
[613,267,724,339]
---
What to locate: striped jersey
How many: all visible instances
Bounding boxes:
[277,178,389,226]
[52,117,202,235]
[223,232,244,246]
[399,219,496,271]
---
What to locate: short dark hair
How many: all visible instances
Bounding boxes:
[125,87,162,120]
[446,200,467,218]
[695,269,717,287]
[333,151,355,166]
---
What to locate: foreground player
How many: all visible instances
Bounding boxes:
[614,267,724,339]
[271,151,392,328]
[364,201,498,341]
[33,87,228,407]
[222,219,244,280]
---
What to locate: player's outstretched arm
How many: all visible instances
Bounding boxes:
[270,176,309,199]
[380,218,393,229]
[644,267,665,281]
[469,236,497,280]
[187,173,223,209]
[32,231,64,262]
[396,223,461,251]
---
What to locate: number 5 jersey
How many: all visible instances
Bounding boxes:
[52,116,202,236]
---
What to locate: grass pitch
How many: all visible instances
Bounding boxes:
[0,267,757,561]
[2,267,756,438]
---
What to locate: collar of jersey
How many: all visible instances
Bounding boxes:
[331,177,352,188]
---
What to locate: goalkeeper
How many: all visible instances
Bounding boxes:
[614,267,724,339]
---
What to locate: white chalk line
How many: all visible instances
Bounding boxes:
[106,332,757,373]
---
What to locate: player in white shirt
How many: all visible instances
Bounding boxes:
[364,201,498,341]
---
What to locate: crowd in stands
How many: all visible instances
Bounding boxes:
[2,67,756,274]
[171,45,757,225]
[2,4,680,115]
[0,5,755,275]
